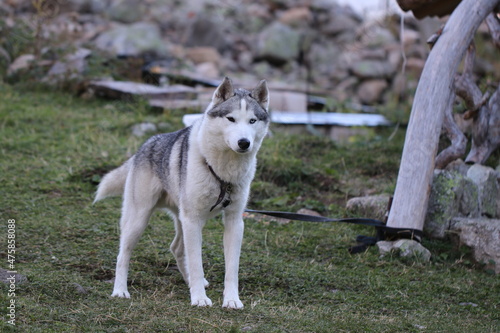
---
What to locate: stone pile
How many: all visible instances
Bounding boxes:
[0,0,446,107]
[347,161,500,273]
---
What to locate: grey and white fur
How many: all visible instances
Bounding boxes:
[94,77,270,309]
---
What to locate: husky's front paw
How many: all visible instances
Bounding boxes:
[191,297,213,307]
[111,290,130,298]
[222,298,244,309]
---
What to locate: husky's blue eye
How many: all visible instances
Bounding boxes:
[227,117,235,123]
[249,119,256,124]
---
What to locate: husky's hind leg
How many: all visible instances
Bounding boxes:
[169,215,189,285]
[111,169,162,298]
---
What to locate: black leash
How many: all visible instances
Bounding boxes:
[244,209,423,254]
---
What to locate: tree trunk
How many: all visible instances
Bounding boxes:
[386,0,500,231]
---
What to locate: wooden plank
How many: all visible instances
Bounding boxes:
[271,111,391,127]
[89,80,198,100]
[182,112,391,128]
[386,0,499,231]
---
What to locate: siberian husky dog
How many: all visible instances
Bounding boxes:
[94,77,270,309]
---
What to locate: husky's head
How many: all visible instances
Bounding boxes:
[205,77,270,154]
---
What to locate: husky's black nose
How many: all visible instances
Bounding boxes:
[238,138,251,150]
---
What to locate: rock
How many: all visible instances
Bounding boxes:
[184,14,228,53]
[357,79,388,104]
[360,26,396,48]
[377,239,431,261]
[106,0,145,23]
[131,122,157,137]
[256,22,301,65]
[269,90,307,113]
[466,164,499,217]
[43,48,91,84]
[297,208,322,216]
[402,28,421,46]
[279,7,312,27]
[185,47,221,65]
[7,54,35,76]
[350,59,396,79]
[346,195,390,221]
[94,22,167,57]
[0,268,27,285]
[425,170,479,239]
[404,57,426,78]
[321,14,358,38]
[376,240,394,255]
[67,0,110,13]
[72,282,89,294]
[452,218,500,274]
[308,43,344,79]
[195,62,219,79]
[319,4,360,43]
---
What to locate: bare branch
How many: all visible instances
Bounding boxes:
[485,12,500,49]
[466,85,500,163]
[435,93,467,169]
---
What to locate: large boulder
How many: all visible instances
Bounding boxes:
[346,194,390,221]
[424,170,480,238]
[256,22,301,65]
[94,22,167,57]
[106,0,146,23]
[183,14,228,53]
[349,59,396,79]
[466,164,499,217]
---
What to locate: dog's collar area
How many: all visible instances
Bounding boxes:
[206,162,232,212]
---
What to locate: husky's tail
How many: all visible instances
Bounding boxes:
[93,159,132,203]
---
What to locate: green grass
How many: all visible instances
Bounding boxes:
[0,83,499,332]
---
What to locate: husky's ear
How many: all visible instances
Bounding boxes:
[251,80,269,110]
[212,77,234,105]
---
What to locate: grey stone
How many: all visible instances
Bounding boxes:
[0,268,27,285]
[360,26,396,47]
[466,164,499,217]
[377,239,431,262]
[376,240,394,256]
[425,170,479,238]
[106,0,145,23]
[357,79,388,104]
[350,60,396,79]
[131,122,157,137]
[256,22,301,65]
[72,282,89,294]
[452,218,500,274]
[94,22,167,57]
[346,195,390,221]
[321,14,358,40]
[184,14,228,53]
[393,239,431,261]
[7,54,35,76]
[68,0,110,13]
[43,48,91,84]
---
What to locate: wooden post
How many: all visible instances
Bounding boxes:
[386,0,500,231]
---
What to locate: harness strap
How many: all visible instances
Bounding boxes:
[207,163,232,212]
[244,209,423,254]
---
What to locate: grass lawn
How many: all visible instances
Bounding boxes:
[0,83,498,332]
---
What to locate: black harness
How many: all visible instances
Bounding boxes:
[206,162,232,212]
